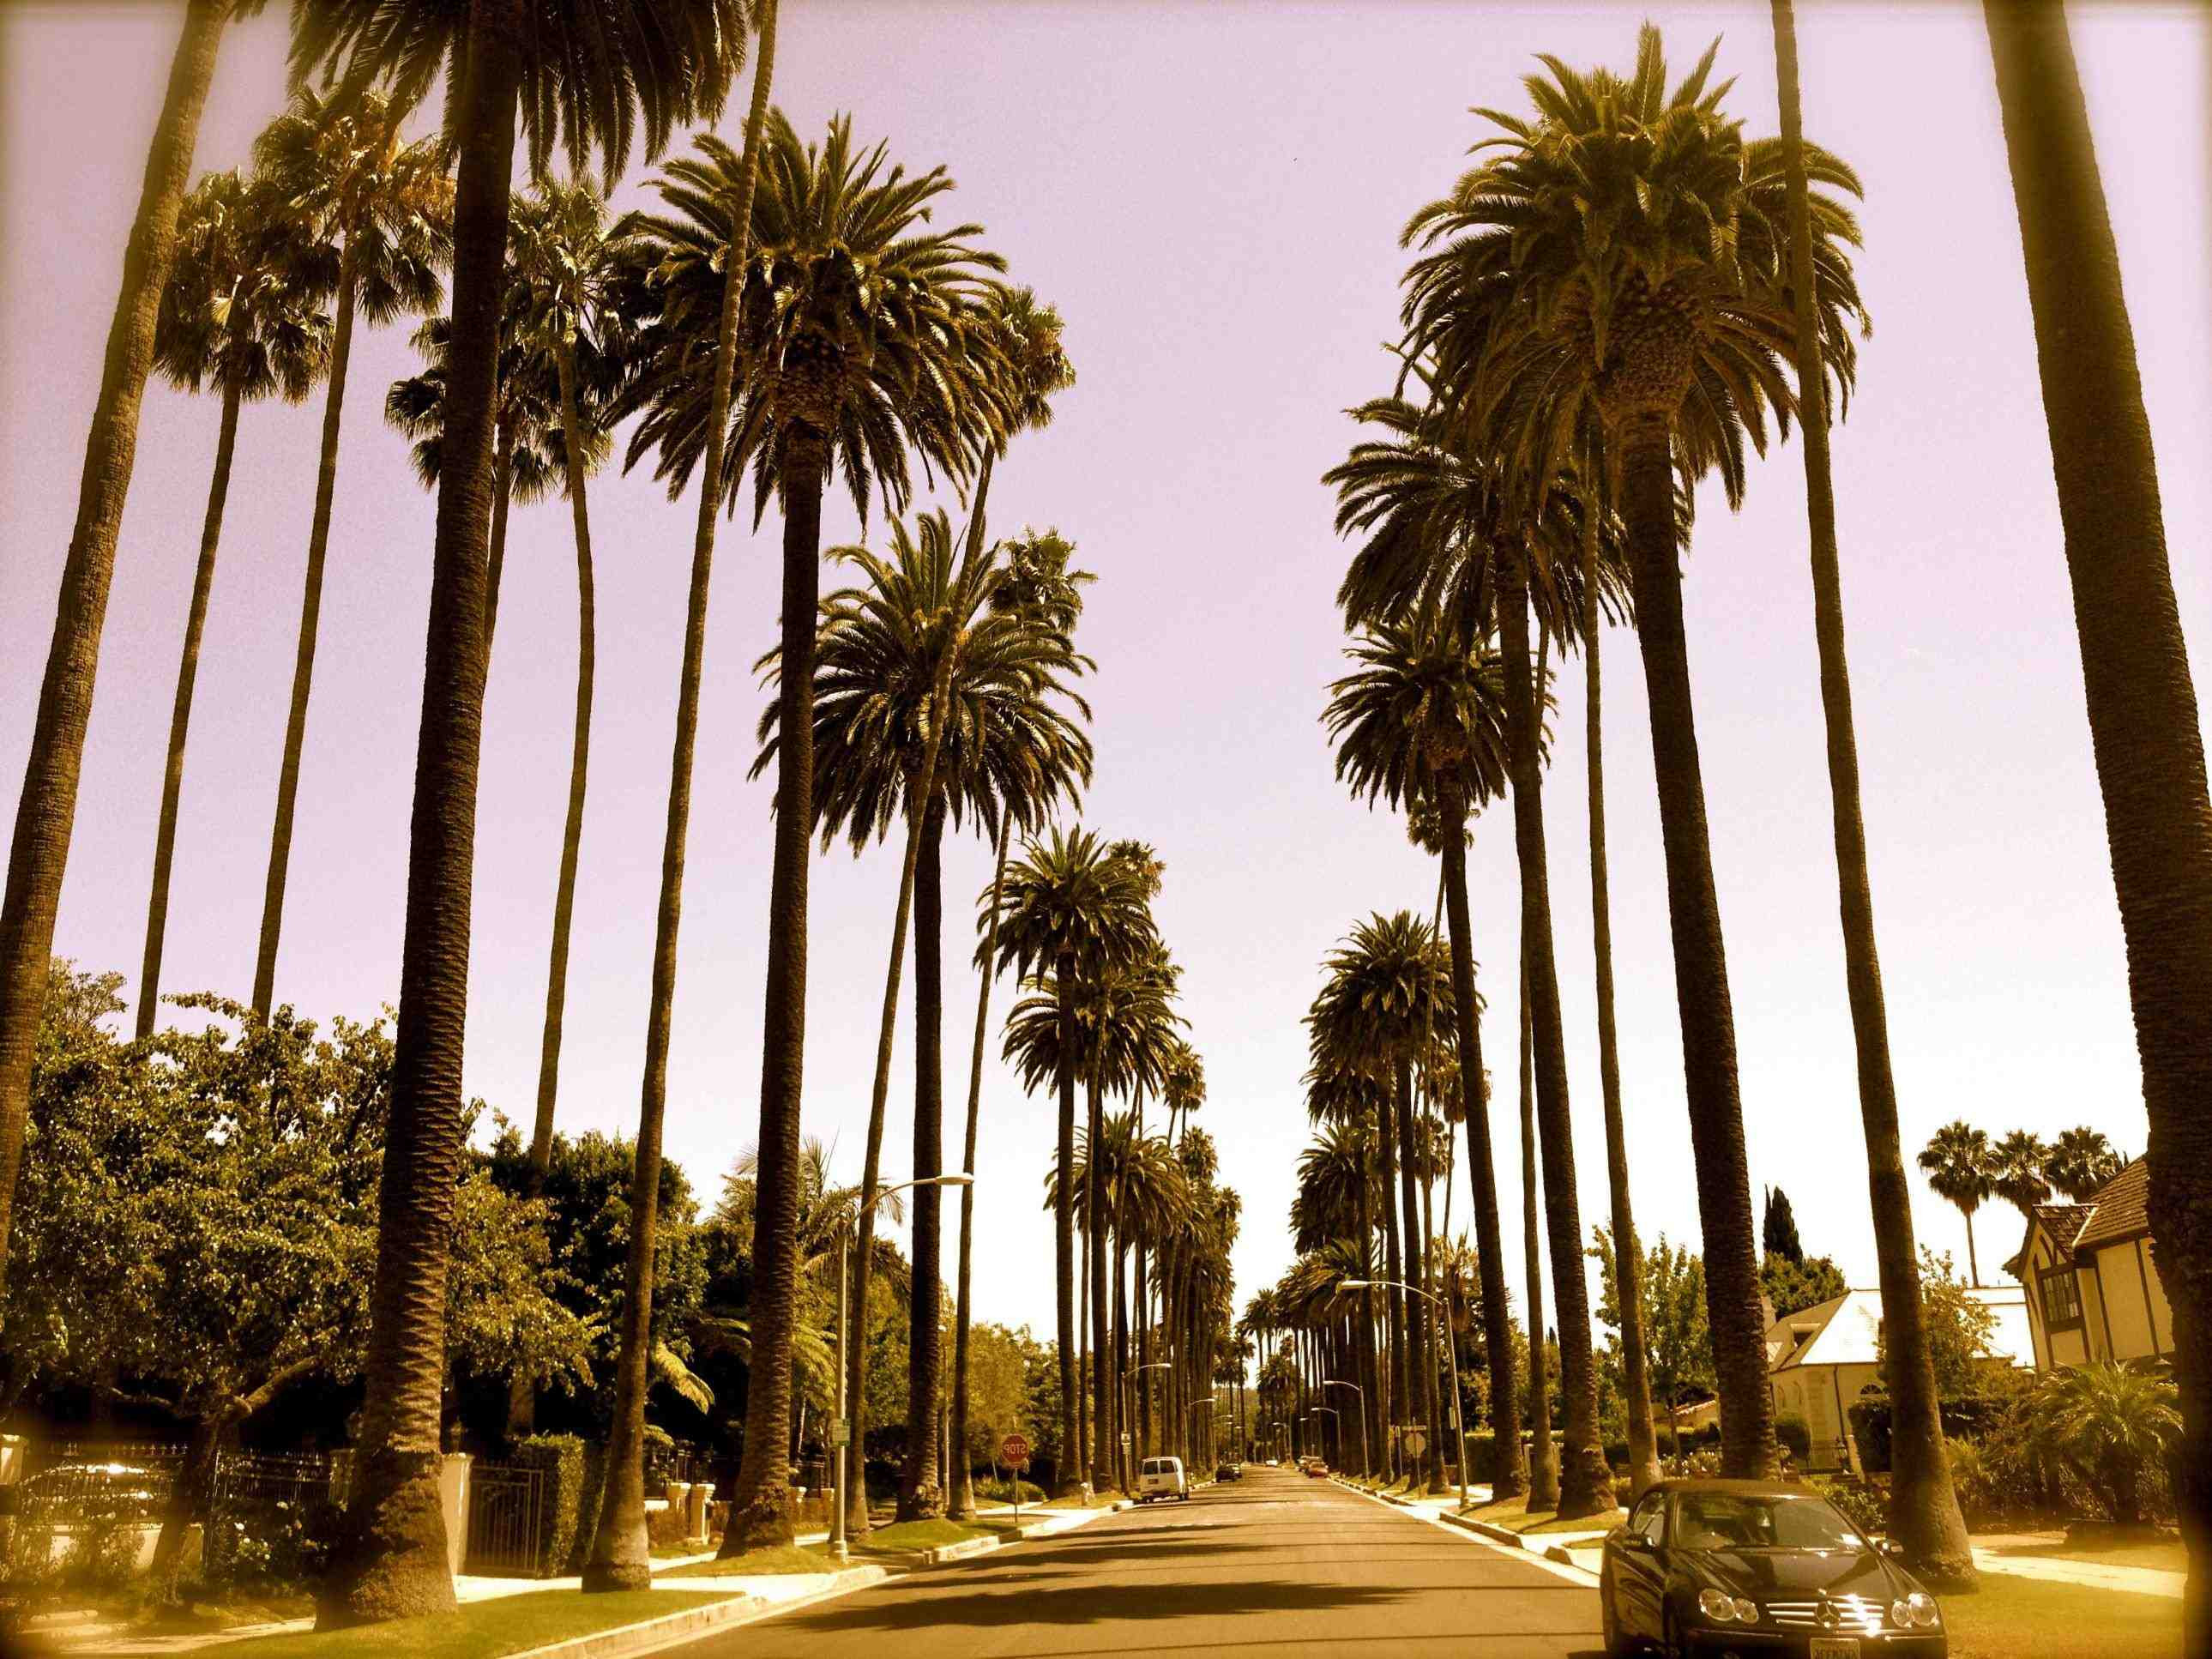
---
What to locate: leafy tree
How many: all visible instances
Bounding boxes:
[290,0,752,1620]
[1877,1251,1999,1404]
[1762,1252,1847,1319]
[1763,1186,1805,1264]
[1595,1229,1715,1452]
[0,0,276,1306]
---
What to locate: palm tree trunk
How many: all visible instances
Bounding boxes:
[1985,3,2212,1633]
[252,234,360,1021]
[1580,481,1661,1502]
[1497,571,1609,1516]
[1520,939,1559,1511]
[136,375,241,1041]
[0,0,232,1273]
[1356,1147,1384,1476]
[1437,783,1525,1499]
[1113,1229,1130,1491]
[318,3,520,1626]
[898,802,950,1519]
[1770,0,1974,1586]
[948,821,1012,1519]
[1395,1059,1445,1493]
[1417,1095,1446,1488]
[1053,952,1082,1494]
[1618,412,1776,1481]
[1087,1061,1113,1494]
[1962,1209,1980,1290]
[484,417,516,662]
[1375,1082,1407,1451]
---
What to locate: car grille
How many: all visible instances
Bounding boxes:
[1764,1595,1889,1633]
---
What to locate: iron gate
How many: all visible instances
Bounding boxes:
[464,1461,549,1577]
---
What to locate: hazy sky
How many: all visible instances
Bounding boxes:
[3,2,2208,1355]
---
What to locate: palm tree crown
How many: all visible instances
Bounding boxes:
[157,170,332,405]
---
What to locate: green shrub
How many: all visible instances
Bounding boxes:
[976,1476,1045,1505]
[1811,1475,1888,1540]
[512,1435,589,1579]
[1775,1416,1812,1462]
[1463,1433,1497,1482]
[564,1441,610,1577]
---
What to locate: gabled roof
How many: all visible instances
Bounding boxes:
[2072,1159,2151,1254]
[1764,1287,2034,1372]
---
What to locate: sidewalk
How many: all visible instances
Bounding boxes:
[1968,1532,2185,1600]
[1336,1477,1611,1575]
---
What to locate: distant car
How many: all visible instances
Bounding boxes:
[1302,1458,1328,1478]
[1600,1478,1947,1657]
[1137,1456,1190,1503]
[1214,1463,1241,1482]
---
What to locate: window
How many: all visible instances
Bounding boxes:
[2040,1266,2083,1332]
[1630,1493,1667,1546]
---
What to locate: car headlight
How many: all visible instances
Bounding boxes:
[1891,1599,1914,1631]
[1731,1596,1759,1623]
[1908,1591,1941,1629]
[1697,1588,1740,1624]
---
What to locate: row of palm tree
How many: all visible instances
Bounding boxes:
[1918,1122,2127,1287]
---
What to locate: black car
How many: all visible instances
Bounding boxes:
[1599,1479,1946,1657]
[1214,1463,1242,1482]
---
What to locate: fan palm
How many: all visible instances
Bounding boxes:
[1918,1123,1994,1288]
[0,0,274,1302]
[136,169,332,1043]
[1992,1131,2054,1219]
[992,829,1159,1491]
[1983,9,2212,1623]
[616,103,1010,1548]
[757,508,1091,1524]
[1404,27,1869,1481]
[248,87,453,1021]
[292,0,752,1622]
[2044,1128,2122,1203]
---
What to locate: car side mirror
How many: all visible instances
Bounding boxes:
[1621,1532,1653,1552]
[1878,1538,1904,1559]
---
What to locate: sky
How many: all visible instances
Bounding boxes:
[3,2,2209,1360]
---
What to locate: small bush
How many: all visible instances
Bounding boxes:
[1775,1416,1811,1463]
[1811,1475,1889,1540]
[511,1435,589,1578]
[976,1476,1045,1505]
[1464,1433,1497,1482]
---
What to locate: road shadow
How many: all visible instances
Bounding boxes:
[768,1574,1417,1633]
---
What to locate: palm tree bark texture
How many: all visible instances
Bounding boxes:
[1985,1,2212,1638]
[901,799,951,1518]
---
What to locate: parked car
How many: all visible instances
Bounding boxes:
[1302,1457,1329,1478]
[1137,1456,1190,1503]
[1599,1478,1946,1657]
[1214,1463,1242,1482]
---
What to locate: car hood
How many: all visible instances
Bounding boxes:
[1690,1549,1902,1599]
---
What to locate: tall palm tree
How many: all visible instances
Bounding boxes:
[1519,938,1558,1510]
[137,168,332,1041]
[1982,11,2212,1619]
[248,87,453,1019]
[292,0,751,1624]
[1162,1039,1207,1147]
[1991,1130,2053,1222]
[0,0,270,1299]
[1405,27,1869,1479]
[617,106,1011,1549]
[2045,1127,2122,1203]
[759,509,1092,1526]
[993,829,1158,1491]
[1917,1122,1994,1288]
[1769,0,1971,1580]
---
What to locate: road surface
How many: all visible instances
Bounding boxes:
[686,1465,1604,1657]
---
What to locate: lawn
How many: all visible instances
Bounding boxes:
[1988,1537,2187,1575]
[1464,1498,1626,1536]
[657,1546,828,1578]
[215,1591,738,1659]
[1942,1577,2181,1659]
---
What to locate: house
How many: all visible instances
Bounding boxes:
[1763,1286,2034,1473]
[2005,1159,2173,1372]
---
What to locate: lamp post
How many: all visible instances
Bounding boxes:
[1309,1403,1341,1469]
[1188,1394,1218,1472]
[1345,1278,1467,1506]
[835,1173,974,1564]
[1323,1379,1370,1481]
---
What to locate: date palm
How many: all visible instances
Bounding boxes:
[757,507,1091,1524]
[2044,1127,2121,1203]
[1405,26,1868,1481]
[1,0,274,1299]
[292,0,752,1622]
[248,87,453,1020]
[137,168,332,1042]
[1983,9,2212,1625]
[992,829,1159,1491]
[616,105,1010,1547]
[1917,1122,1993,1288]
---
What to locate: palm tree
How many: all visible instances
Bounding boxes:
[1768,0,1972,1580]
[615,105,1010,1549]
[2045,1127,2122,1203]
[993,830,1158,1491]
[1404,27,1869,1479]
[137,168,332,1041]
[1518,939,1558,1509]
[0,0,270,1300]
[1982,9,2212,1620]
[1992,1131,2054,1222]
[292,0,752,1624]
[248,87,453,1020]
[759,510,1092,1525]
[1918,1122,1994,1288]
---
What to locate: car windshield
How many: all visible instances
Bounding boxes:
[1673,1494,1865,1552]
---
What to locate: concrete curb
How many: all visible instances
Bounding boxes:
[915,1535,1000,1566]
[509,1569,888,1659]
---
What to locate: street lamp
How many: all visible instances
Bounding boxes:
[1343,1278,1468,1506]
[834,1173,974,1563]
[1323,1379,1371,1481]
[1309,1403,1341,1469]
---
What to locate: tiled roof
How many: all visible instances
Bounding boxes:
[2073,1159,2151,1254]
[2033,1204,2092,1252]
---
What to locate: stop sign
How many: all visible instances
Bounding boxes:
[1002,1433,1031,1466]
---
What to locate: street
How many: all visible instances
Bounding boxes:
[690,1468,1605,1658]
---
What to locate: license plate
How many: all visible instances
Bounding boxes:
[1810,1641,1861,1659]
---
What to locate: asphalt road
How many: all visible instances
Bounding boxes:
[688,1467,1605,1658]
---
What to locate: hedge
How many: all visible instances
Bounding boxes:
[512,1435,592,1578]
[1775,1415,1812,1463]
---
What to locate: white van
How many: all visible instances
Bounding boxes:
[1137,1456,1190,1502]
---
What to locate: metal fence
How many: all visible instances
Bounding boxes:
[463,1461,550,1578]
